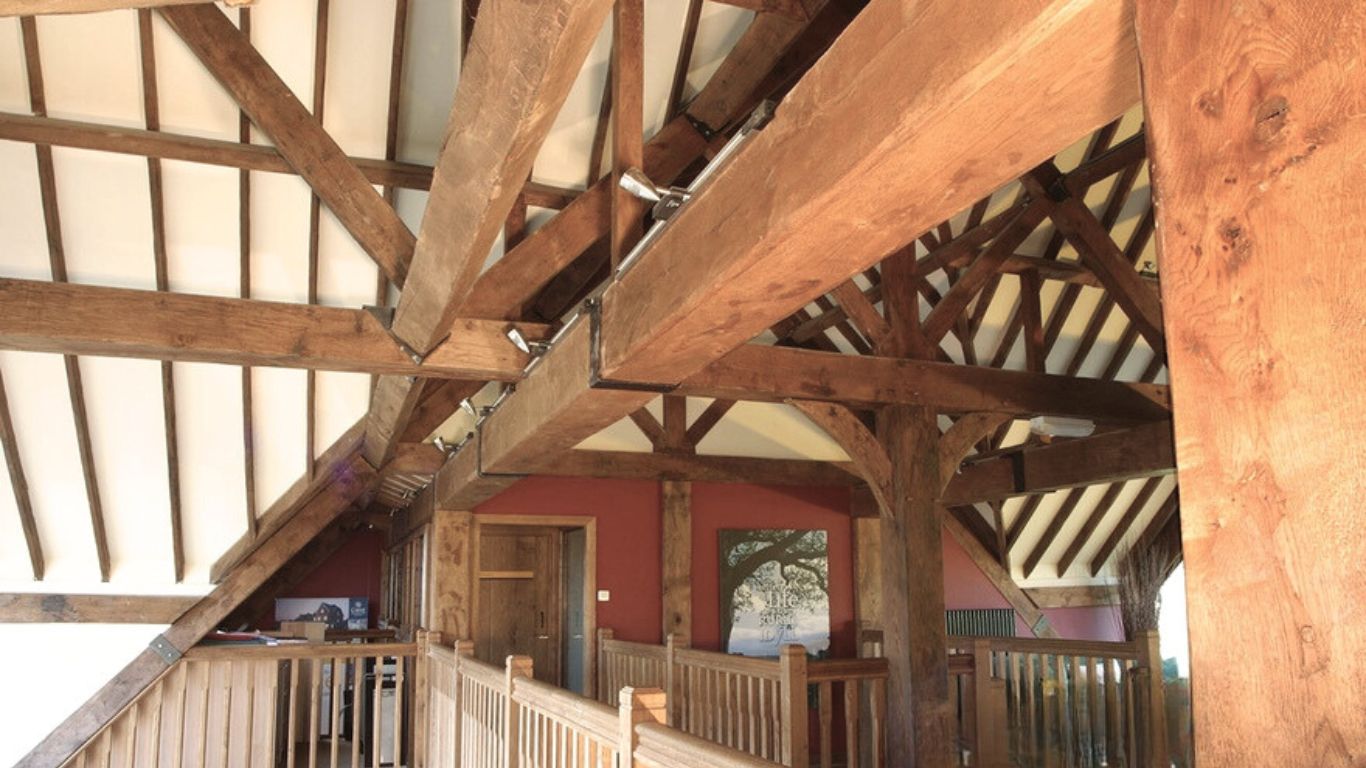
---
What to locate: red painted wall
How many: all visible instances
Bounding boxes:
[942,534,1124,641]
[475,476,1122,645]
[475,476,664,644]
[250,529,386,630]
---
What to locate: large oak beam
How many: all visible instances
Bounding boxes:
[0,113,576,209]
[0,0,234,15]
[510,448,861,487]
[17,455,377,768]
[159,4,415,287]
[428,0,1139,515]
[363,0,613,467]
[680,345,1170,421]
[0,278,545,380]
[0,593,197,623]
[1137,0,1366,761]
[940,421,1175,506]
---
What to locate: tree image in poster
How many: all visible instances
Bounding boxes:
[719,529,830,657]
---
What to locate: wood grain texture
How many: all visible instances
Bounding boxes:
[878,406,952,767]
[788,399,892,513]
[0,277,544,380]
[0,592,196,623]
[159,3,415,286]
[0,0,224,14]
[1138,0,1366,762]
[661,481,692,642]
[388,0,613,353]
[941,421,1175,505]
[599,0,1139,385]
[682,344,1171,421]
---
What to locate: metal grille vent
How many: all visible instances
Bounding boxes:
[945,608,1016,637]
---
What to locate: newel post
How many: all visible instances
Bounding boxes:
[1135,630,1168,768]
[598,628,613,699]
[779,644,810,768]
[452,640,474,761]
[618,687,667,767]
[504,655,534,768]
[664,633,688,727]
[970,639,1007,768]
[414,630,430,768]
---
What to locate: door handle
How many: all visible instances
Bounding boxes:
[536,634,551,640]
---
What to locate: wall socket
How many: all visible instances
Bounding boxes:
[596,590,611,602]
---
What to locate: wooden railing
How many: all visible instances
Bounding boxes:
[947,630,1168,768]
[424,636,781,768]
[61,640,419,768]
[597,629,889,768]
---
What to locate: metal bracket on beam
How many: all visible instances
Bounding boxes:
[584,298,676,394]
[364,305,436,367]
[1031,614,1052,637]
[682,112,718,142]
[149,634,182,666]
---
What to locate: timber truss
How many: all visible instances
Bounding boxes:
[2,0,1180,764]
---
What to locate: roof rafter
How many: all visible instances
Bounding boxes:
[159,3,416,286]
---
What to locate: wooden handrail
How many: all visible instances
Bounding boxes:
[184,640,418,660]
[947,633,1141,660]
[634,722,783,768]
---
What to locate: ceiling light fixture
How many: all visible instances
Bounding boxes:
[1028,416,1096,439]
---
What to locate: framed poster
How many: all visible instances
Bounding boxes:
[274,597,368,630]
[719,529,830,657]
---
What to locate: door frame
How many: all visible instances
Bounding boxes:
[471,514,597,698]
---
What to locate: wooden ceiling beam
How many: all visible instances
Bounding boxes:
[159,3,415,287]
[427,0,1141,510]
[0,0,241,15]
[707,0,813,20]
[0,369,43,580]
[679,344,1171,422]
[16,454,377,768]
[508,448,861,487]
[0,113,576,209]
[363,0,613,468]
[0,593,197,623]
[1088,475,1165,576]
[0,277,546,381]
[941,421,1176,506]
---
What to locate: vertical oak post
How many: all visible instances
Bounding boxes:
[503,655,533,768]
[879,404,953,768]
[618,686,667,767]
[1136,0,1366,762]
[664,632,686,727]
[779,643,810,768]
[971,639,1007,768]
[1135,630,1167,768]
[427,509,475,640]
[661,480,692,642]
[598,627,613,700]
[414,629,430,768]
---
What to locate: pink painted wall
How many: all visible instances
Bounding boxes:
[942,534,1124,641]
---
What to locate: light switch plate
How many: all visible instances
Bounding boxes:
[596,590,611,602]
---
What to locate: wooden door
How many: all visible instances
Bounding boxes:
[476,525,562,685]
